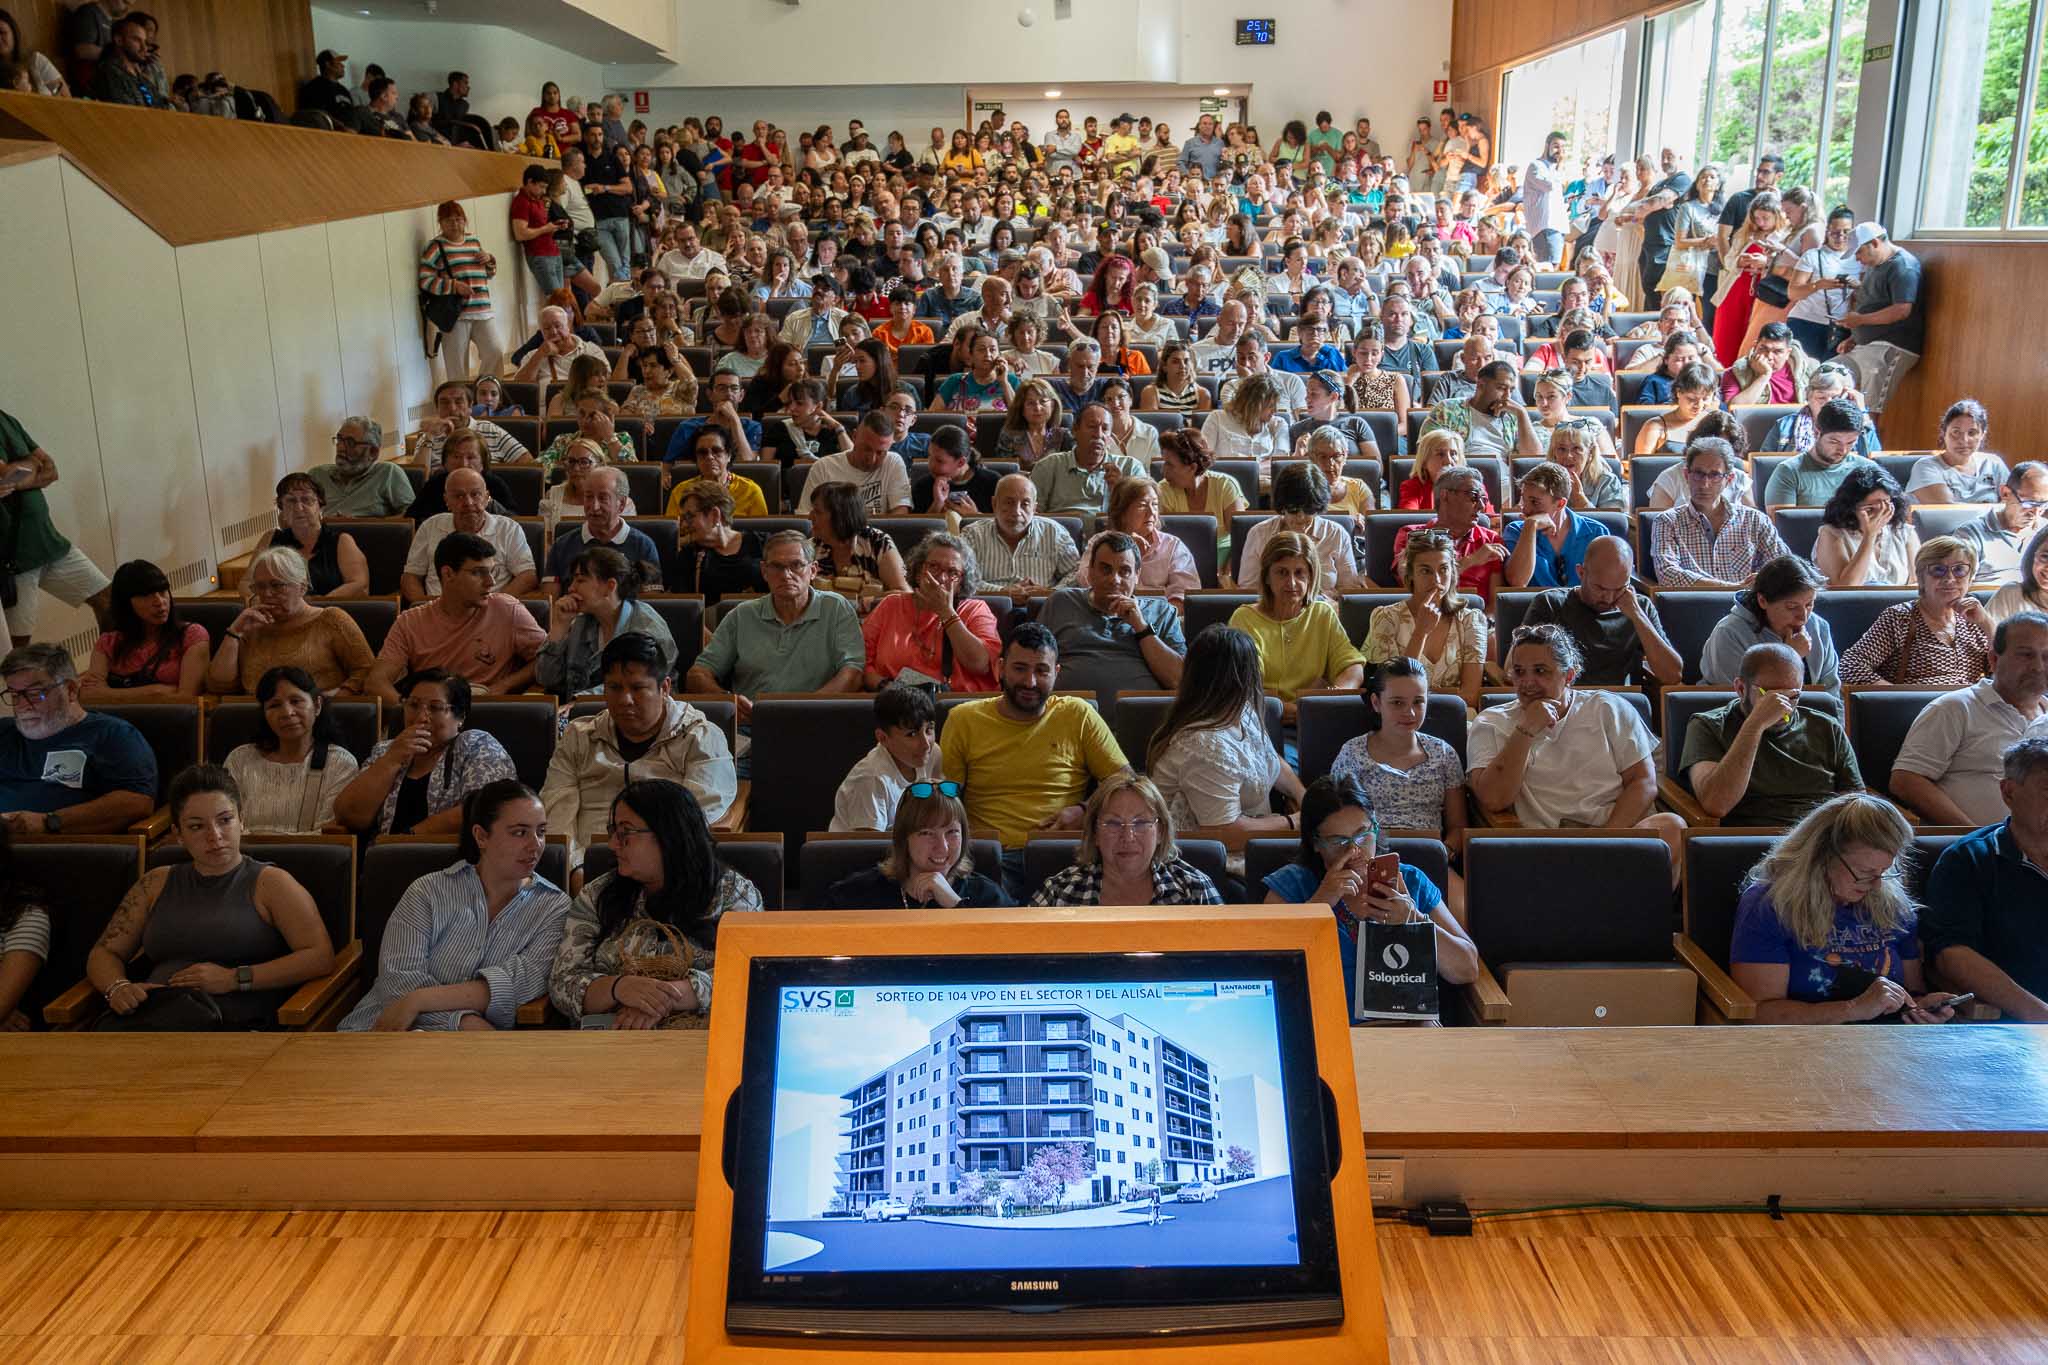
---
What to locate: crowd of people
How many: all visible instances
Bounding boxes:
[3,80,2037,1038]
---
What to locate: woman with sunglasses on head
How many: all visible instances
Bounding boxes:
[1030,772,1221,907]
[1262,773,1477,1016]
[550,778,761,1027]
[827,779,1012,909]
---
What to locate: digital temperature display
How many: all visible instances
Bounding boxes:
[1235,18,1277,44]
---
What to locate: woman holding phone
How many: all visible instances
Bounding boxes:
[1263,773,1478,1016]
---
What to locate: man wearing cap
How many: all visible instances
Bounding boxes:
[1835,223,1924,417]
[298,49,354,121]
[1102,114,1142,178]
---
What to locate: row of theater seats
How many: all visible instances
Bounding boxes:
[13,826,1977,1030]
[652,263,1587,303]
[84,679,1956,866]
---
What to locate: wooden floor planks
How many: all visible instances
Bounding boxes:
[2,1208,2045,1362]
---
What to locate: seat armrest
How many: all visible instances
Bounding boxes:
[131,806,172,841]
[1462,961,1512,1025]
[277,941,362,1029]
[1673,932,1756,1022]
[713,781,750,833]
[515,994,559,1027]
[1472,802,1522,828]
[43,977,103,1028]
[1657,776,1718,828]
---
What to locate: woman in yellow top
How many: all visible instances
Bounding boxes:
[1228,530,1365,718]
[663,425,769,518]
[519,115,560,159]
[943,130,983,175]
[1156,429,1247,579]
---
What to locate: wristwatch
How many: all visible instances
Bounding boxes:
[1132,625,1156,641]
[236,965,254,992]
[43,811,62,835]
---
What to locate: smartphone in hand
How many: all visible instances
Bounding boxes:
[1367,852,1401,889]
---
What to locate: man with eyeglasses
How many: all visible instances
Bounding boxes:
[1956,463,2048,587]
[1682,641,1861,827]
[1392,465,1508,603]
[1889,613,2048,828]
[0,408,114,648]
[685,531,863,733]
[0,643,156,837]
[877,385,931,462]
[308,415,413,518]
[1651,438,1790,590]
[939,623,1131,897]
[541,633,735,877]
[660,371,760,476]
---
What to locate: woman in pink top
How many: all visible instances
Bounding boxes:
[861,532,1001,692]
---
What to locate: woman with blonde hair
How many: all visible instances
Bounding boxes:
[1543,420,1625,510]
[545,353,611,418]
[1397,429,1487,511]
[1363,529,1486,708]
[1730,793,1962,1025]
[1228,530,1365,712]
[827,782,1012,908]
[1839,536,1994,686]
[1030,773,1223,907]
[1200,371,1291,479]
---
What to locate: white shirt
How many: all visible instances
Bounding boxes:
[961,516,1081,590]
[1235,515,1362,593]
[655,246,728,280]
[1896,680,2043,826]
[1110,421,1161,463]
[1816,523,1921,587]
[1523,156,1567,236]
[1906,453,2011,505]
[1151,705,1280,830]
[524,338,609,383]
[1200,409,1294,478]
[1218,370,1308,414]
[1468,690,1657,828]
[794,452,912,516]
[418,420,529,471]
[223,744,360,833]
[830,742,940,831]
[404,513,536,595]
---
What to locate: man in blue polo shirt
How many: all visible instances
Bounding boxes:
[1503,462,1603,588]
[1920,736,2048,1023]
[1270,318,1347,375]
[0,644,157,836]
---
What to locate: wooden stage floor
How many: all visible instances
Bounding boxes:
[2,1207,2045,1363]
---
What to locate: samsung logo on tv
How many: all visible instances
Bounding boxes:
[1010,1280,1061,1291]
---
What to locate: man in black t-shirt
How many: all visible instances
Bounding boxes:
[1636,150,1694,303]
[297,49,355,121]
[1520,538,1683,686]
[579,122,636,282]
[910,426,1003,516]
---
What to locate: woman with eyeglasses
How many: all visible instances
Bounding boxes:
[861,531,1000,691]
[1261,773,1477,1017]
[1730,793,1961,1025]
[333,669,517,836]
[549,778,761,1027]
[205,546,375,697]
[342,779,569,1031]
[1030,772,1221,907]
[827,780,1012,909]
[1784,207,1861,361]
[1839,537,1994,687]
[268,474,369,598]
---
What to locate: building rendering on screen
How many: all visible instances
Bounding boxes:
[838,1004,1221,1209]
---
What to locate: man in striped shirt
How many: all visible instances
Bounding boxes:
[960,474,1082,593]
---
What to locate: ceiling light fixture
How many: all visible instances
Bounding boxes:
[1214,88,1230,96]
[1045,89,1061,97]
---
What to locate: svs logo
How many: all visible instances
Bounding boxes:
[782,988,856,1010]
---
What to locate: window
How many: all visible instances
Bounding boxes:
[1046,1052,1071,1071]
[1923,0,2047,228]
[972,1022,1001,1042]
[1499,26,1632,165]
[1044,1021,1070,1039]
[1049,1115,1073,1133]
[974,1055,998,1073]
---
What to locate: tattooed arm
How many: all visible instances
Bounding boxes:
[86,870,165,1013]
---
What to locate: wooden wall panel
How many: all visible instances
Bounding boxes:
[0,90,528,245]
[1882,241,2048,457]
[12,0,313,104]
[1451,0,1678,81]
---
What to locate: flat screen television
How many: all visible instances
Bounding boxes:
[721,950,1345,1340]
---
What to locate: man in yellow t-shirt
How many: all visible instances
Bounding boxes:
[1100,113,1142,177]
[940,622,1130,896]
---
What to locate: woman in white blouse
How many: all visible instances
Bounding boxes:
[1148,624,1306,849]
[1815,466,1921,588]
[1101,378,1160,463]
[1361,530,1487,708]
[223,666,361,834]
[1201,372,1292,482]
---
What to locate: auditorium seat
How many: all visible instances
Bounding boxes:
[1334,592,1410,643]
[331,521,415,596]
[1751,454,1792,501]
[1461,832,1688,1026]
[619,462,664,512]
[150,834,357,1029]
[1021,835,1235,902]
[1110,691,1283,773]
[1648,590,1739,683]
[1676,831,1771,1023]
[747,696,887,861]
[1734,405,1800,455]
[1844,689,1950,817]
[204,698,382,765]
[91,701,200,837]
[1632,509,1662,583]
[797,834,1006,906]
[1915,505,1992,543]
[634,594,705,678]
[1812,589,1916,653]
[1295,689,1469,779]
[325,598,401,656]
[1389,457,1507,508]
[1771,508,1824,560]
[1362,512,1435,588]
[871,516,945,558]
[1183,590,1256,639]
[175,598,243,649]
[1160,514,1220,588]
[18,836,144,1029]
[464,698,560,790]
[494,465,546,516]
[1629,454,1680,508]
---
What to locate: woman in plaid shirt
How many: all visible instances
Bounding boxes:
[1031,773,1223,907]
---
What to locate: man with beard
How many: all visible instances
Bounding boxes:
[0,643,156,835]
[308,415,414,518]
[1037,531,1184,720]
[939,622,1130,895]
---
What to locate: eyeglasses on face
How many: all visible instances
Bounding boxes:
[606,823,651,842]
[1921,563,1974,580]
[1313,825,1381,851]
[2,684,60,707]
[905,781,962,799]
[1099,817,1159,836]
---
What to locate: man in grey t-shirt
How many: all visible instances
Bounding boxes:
[1035,532,1184,721]
[1837,223,1924,416]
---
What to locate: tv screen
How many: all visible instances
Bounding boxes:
[723,951,1344,1340]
